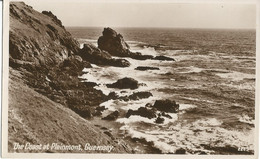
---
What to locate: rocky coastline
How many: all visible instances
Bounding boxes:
[8,2,178,154]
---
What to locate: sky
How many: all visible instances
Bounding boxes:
[19,0,256,29]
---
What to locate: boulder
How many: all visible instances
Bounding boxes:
[93,110,102,116]
[128,91,153,100]
[83,82,98,87]
[155,116,165,124]
[107,92,119,100]
[129,52,154,60]
[126,107,156,119]
[135,66,160,71]
[61,55,91,76]
[96,106,106,111]
[93,106,107,116]
[102,111,119,120]
[154,56,175,61]
[78,43,130,67]
[107,77,139,90]
[175,148,186,154]
[153,99,179,113]
[119,91,153,101]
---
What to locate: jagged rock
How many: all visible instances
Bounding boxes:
[155,117,164,124]
[107,77,139,90]
[128,52,154,60]
[153,99,179,113]
[98,28,130,57]
[96,106,106,111]
[107,92,119,100]
[126,107,156,119]
[135,66,160,71]
[93,110,102,116]
[175,148,186,154]
[98,28,154,60]
[102,27,118,38]
[154,56,175,61]
[127,91,153,100]
[102,111,120,120]
[9,2,80,67]
[94,106,107,116]
[97,28,176,62]
[78,43,130,67]
[42,11,64,28]
[61,55,91,76]
[83,82,98,87]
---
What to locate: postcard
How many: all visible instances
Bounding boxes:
[1,0,259,158]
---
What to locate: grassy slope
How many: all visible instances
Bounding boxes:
[8,68,131,153]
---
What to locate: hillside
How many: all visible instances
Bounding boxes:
[8,2,132,153]
[8,68,131,153]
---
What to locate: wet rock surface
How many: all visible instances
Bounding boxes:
[155,116,165,124]
[154,55,175,61]
[153,99,180,113]
[126,107,157,119]
[107,77,139,90]
[102,111,120,120]
[123,92,153,101]
[135,66,160,71]
[78,43,130,67]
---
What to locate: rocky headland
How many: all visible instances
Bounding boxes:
[8,2,178,154]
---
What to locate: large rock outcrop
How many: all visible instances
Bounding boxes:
[78,43,130,67]
[9,2,80,68]
[126,107,157,119]
[107,77,140,90]
[153,99,180,113]
[98,27,175,61]
[98,27,130,56]
[98,28,153,60]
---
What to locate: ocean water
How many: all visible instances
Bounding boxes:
[67,27,256,154]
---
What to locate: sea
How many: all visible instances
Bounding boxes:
[67,27,256,154]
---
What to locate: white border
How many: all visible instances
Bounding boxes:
[2,0,259,158]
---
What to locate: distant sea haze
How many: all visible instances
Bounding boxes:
[69,27,255,154]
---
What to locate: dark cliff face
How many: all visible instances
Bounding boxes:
[9,2,80,67]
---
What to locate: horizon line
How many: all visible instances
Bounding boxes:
[65,26,256,30]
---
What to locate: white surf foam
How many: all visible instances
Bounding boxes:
[77,38,98,48]
[238,114,255,125]
[120,118,254,154]
[216,71,255,81]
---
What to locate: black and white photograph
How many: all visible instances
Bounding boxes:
[1,0,259,158]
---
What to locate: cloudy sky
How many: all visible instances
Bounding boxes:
[19,0,256,29]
